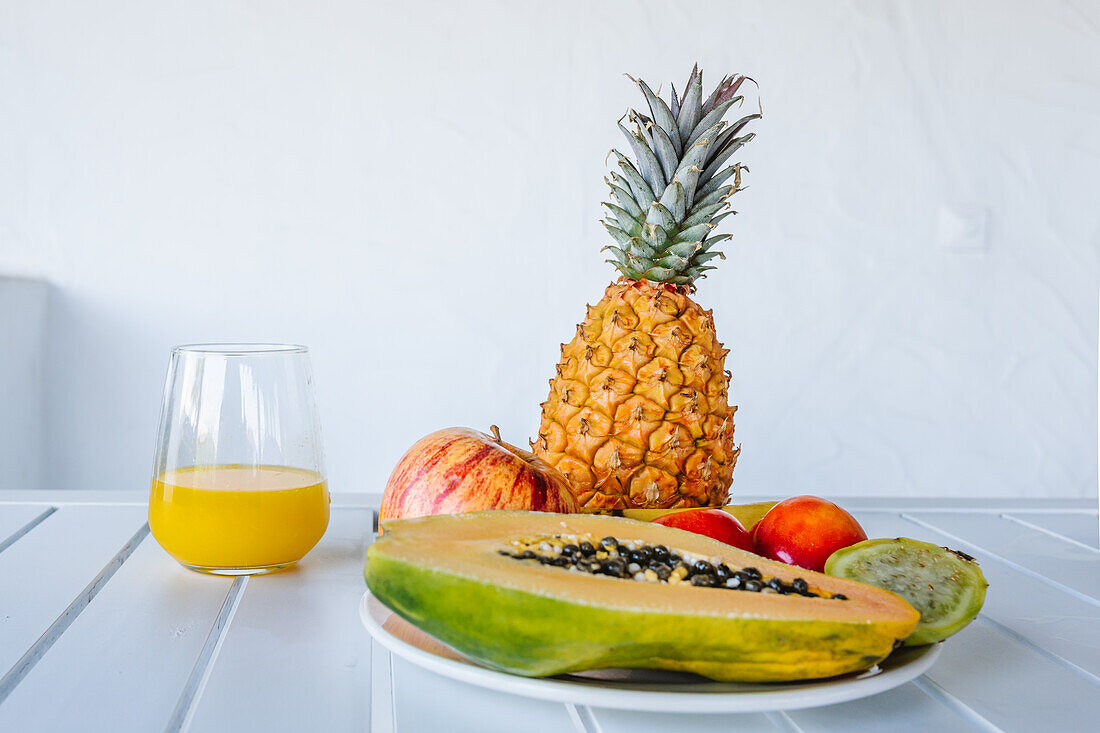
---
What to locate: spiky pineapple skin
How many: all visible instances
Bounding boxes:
[534,278,738,510]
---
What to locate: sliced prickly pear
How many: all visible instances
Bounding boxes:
[825,537,988,646]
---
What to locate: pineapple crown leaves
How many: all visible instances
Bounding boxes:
[601,65,760,287]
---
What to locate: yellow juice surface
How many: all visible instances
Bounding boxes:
[150,465,329,569]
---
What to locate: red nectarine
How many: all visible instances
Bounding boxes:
[751,495,867,572]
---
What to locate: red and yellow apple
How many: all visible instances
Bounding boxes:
[380,426,577,522]
[653,508,755,552]
[751,495,867,572]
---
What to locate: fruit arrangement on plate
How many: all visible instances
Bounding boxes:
[366,67,987,684]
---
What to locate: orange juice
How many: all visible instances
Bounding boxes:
[149,465,329,571]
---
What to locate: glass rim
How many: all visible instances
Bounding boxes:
[171,343,308,356]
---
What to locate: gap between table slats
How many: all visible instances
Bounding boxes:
[976,615,1100,687]
[0,507,57,555]
[999,513,1100,553]
[765,710,803,731]
[370,642,395,733]
[911,676,1004,732]
[565,703,602,733]
[0,521,149,703]
[164,575,248,732]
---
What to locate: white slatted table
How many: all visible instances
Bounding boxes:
[0,493,1097,732]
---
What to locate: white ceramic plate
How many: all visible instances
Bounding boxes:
[360,590,941,713]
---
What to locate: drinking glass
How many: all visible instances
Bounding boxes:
[149,344,329,575]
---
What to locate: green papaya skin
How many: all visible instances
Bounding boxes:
[824,537,988,646]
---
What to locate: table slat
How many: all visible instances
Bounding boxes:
[903,511,1100,603]
[186,508,375,733]
[923,618,1097,729]
[589,707,777,732]
[589,684,975,733]
[1002,511,1099,550]
[0,506,147,675]
[0,535,232,732]
[783,682,976,732]
[389,656,577,733]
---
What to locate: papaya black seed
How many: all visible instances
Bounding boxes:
[562,544,579,557]
[744,579,763,592]
[579,542,596,556]
[625,550,644,565]
[636,547,654,562]
[716,564,732,581]
[669,553,683,566]
[690,574,715,587]
[692,560,715,576]
[599,537,618,550]
[743,567,761,580]
[792,578,808,593]
[832,593,848,601]
[652,545,670,562]
[604,559,626,576]
[767,578,786,592]
[653,563,672,580]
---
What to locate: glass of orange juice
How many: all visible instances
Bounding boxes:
[149,344,329,575]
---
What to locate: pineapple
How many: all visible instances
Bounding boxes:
[534,66,759,511]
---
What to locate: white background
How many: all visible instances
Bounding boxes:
[2,1,1098,499]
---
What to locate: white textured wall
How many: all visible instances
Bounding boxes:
[1,1,1098,498]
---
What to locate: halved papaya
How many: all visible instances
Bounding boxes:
[365,511,919,682]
